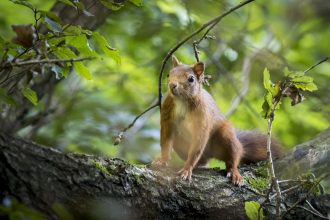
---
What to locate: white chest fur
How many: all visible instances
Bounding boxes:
[173,99,194,140]
[174,99,188,119]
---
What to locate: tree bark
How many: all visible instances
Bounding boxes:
[275,127,330,182]
[0,129,329,219]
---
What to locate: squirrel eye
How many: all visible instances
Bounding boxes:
[188,75,194,83]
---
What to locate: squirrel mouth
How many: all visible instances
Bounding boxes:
[170,88,178,96]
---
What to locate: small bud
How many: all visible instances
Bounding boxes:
[113,132,123,145]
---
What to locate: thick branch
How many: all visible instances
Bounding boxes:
[1,128,330,219]
[0,132,258,219]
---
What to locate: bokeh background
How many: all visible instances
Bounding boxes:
[0,0,329,166]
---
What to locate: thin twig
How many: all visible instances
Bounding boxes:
[157,0,255,107]
[265,85,292,219]
[278,179,311,184]
[114,102,159,145]
[10,57,94,67]
[34,9,41,41]
[305,200,327,218]
[258,181,274,220]
[266,116,282,220]
[269,183,303,200]
[296,205,329,219]
[12,47,34,63]
[0,67,30,87]
[304,57,329,73]
[193,42,200,62]
[283,173,329,218]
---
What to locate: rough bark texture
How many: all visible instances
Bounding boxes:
[275,127,330,188]
[0,129,329,219]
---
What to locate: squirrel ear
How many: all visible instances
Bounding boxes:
[193,62,205,77]
[172,55,180,67]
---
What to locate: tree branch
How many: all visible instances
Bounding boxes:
[1,128,330,219]
[114,101,159,145]
[304,56,329,73]
[10,57,94,67]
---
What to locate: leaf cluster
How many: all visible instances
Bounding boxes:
[0,0,125,106]
[262,67,318,119]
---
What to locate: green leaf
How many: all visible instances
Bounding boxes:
[100,0,124,10]
[74,62,92,80]
[54,47,76,60]
[245,201,264,220]
[273,82,281,97]
[39,10,61,23]
[22,87,38,106]
[92,32,121,64]
[58,0,75,7]
[44,16,62,33]
[284,67,304,78]
[263,68,272,92]
[290,75,318,91]
[64,25,82,35]
[105,48,121,64]
[294,82,318,91]
[0,88,17,107]
[291,76,314,83]
[62,66,70,78]
[262,92,273,119]
[66,34,97,57]
[130,0,143,6]
[9,0,34,10]
[283,67,290,77]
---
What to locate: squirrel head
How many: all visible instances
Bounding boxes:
[167,55,205,100]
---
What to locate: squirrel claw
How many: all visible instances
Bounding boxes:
[231,172,244,186]
[178,167,192,181]
[152,157,169,167]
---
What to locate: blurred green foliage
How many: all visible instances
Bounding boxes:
[0,197,46,220]
[0,0,329,166]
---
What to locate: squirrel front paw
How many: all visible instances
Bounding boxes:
[230,170,244,186]
[152,157,169,167]
[178,166,193,181]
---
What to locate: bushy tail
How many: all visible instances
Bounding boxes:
[237,130,282,164]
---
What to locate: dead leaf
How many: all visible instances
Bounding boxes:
[12,24,37,48]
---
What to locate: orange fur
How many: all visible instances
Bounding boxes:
[153,56,282,185]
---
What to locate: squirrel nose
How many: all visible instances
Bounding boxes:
[169,83,177,90]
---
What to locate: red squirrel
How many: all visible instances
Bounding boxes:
[153,56,282,185]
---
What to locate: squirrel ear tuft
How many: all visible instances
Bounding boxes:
[193,62,205,77]
[172,55,180,67]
